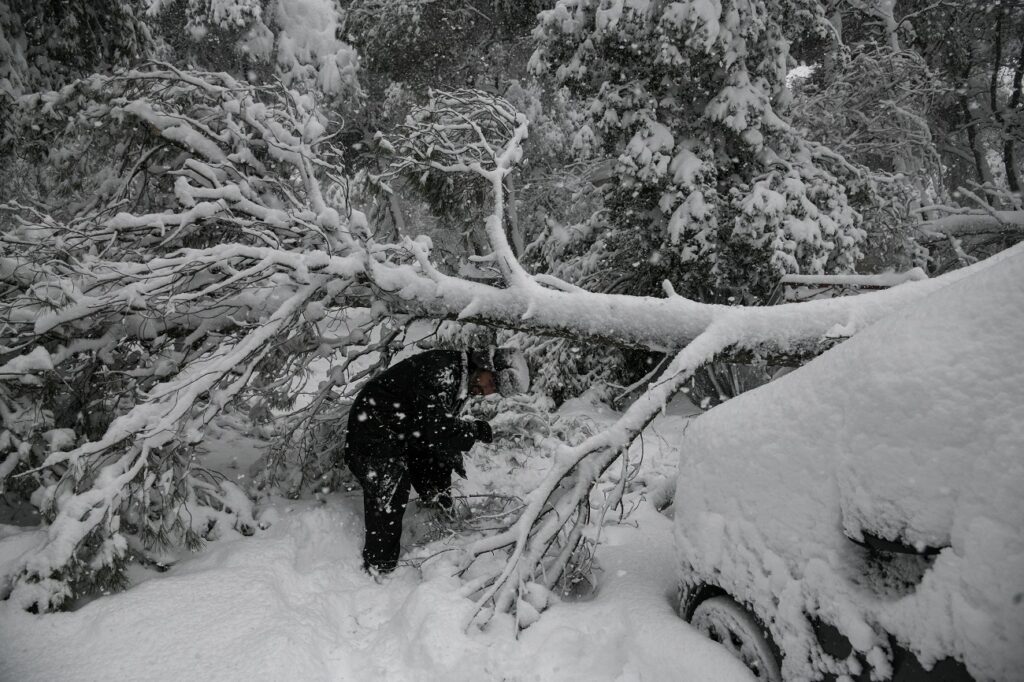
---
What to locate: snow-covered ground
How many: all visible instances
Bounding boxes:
[0,396,754,682]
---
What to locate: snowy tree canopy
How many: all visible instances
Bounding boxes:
[529,0,870,304]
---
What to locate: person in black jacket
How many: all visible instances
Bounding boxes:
[344,348,527,575]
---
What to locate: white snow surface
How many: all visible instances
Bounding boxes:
[674,247,1024,681]
[0,398,753,682]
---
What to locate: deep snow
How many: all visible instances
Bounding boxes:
[0,398,753,682]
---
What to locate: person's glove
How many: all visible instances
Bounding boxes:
[421,490,453,511]
[473,419,493,444]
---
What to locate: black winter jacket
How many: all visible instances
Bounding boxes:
[344,351,481,499]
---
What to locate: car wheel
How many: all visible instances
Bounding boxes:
[690,595,783,682]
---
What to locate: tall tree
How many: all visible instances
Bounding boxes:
[530,0,871,305]
[806,0,1024,272]
[0,0,152,95]
[895,0,1024,199]
[147,0,362,102]
[522,0,890,405]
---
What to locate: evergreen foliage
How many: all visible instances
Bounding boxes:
[530,0,870,306]
[0,0,153,95]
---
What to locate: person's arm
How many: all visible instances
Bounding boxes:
[403,404,488,453]
[408,409,491,481]
[376,351,492,452]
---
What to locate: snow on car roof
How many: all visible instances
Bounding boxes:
[674,247,1024,681]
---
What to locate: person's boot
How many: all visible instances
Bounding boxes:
[362,558,395,584]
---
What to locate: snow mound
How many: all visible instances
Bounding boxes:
[674,248,1024,681]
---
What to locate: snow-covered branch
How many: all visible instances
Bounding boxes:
[377,89,535,287]
[0,66,373,609]
[370,252,972,361]
[916,210,1024,243]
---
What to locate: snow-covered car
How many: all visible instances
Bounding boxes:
[673,248,1024,682]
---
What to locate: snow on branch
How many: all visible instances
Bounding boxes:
[779,269,928,288]
[378,89,535,287]
[0,65,375,609]
[916,210,1024,243]
[370,250,968,362]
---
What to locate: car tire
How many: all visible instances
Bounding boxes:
[690,595,783,682]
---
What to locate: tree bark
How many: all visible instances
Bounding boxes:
[960,95,998,204]
[1005,35,1024,193]
[504,175,525,256]
[386,188,407,239]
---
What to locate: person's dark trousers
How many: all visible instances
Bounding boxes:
[346,438,462,572]
[358,464,458,571]
[361,472,410,573]
[408,452,457,511]
[345,436,410,573]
